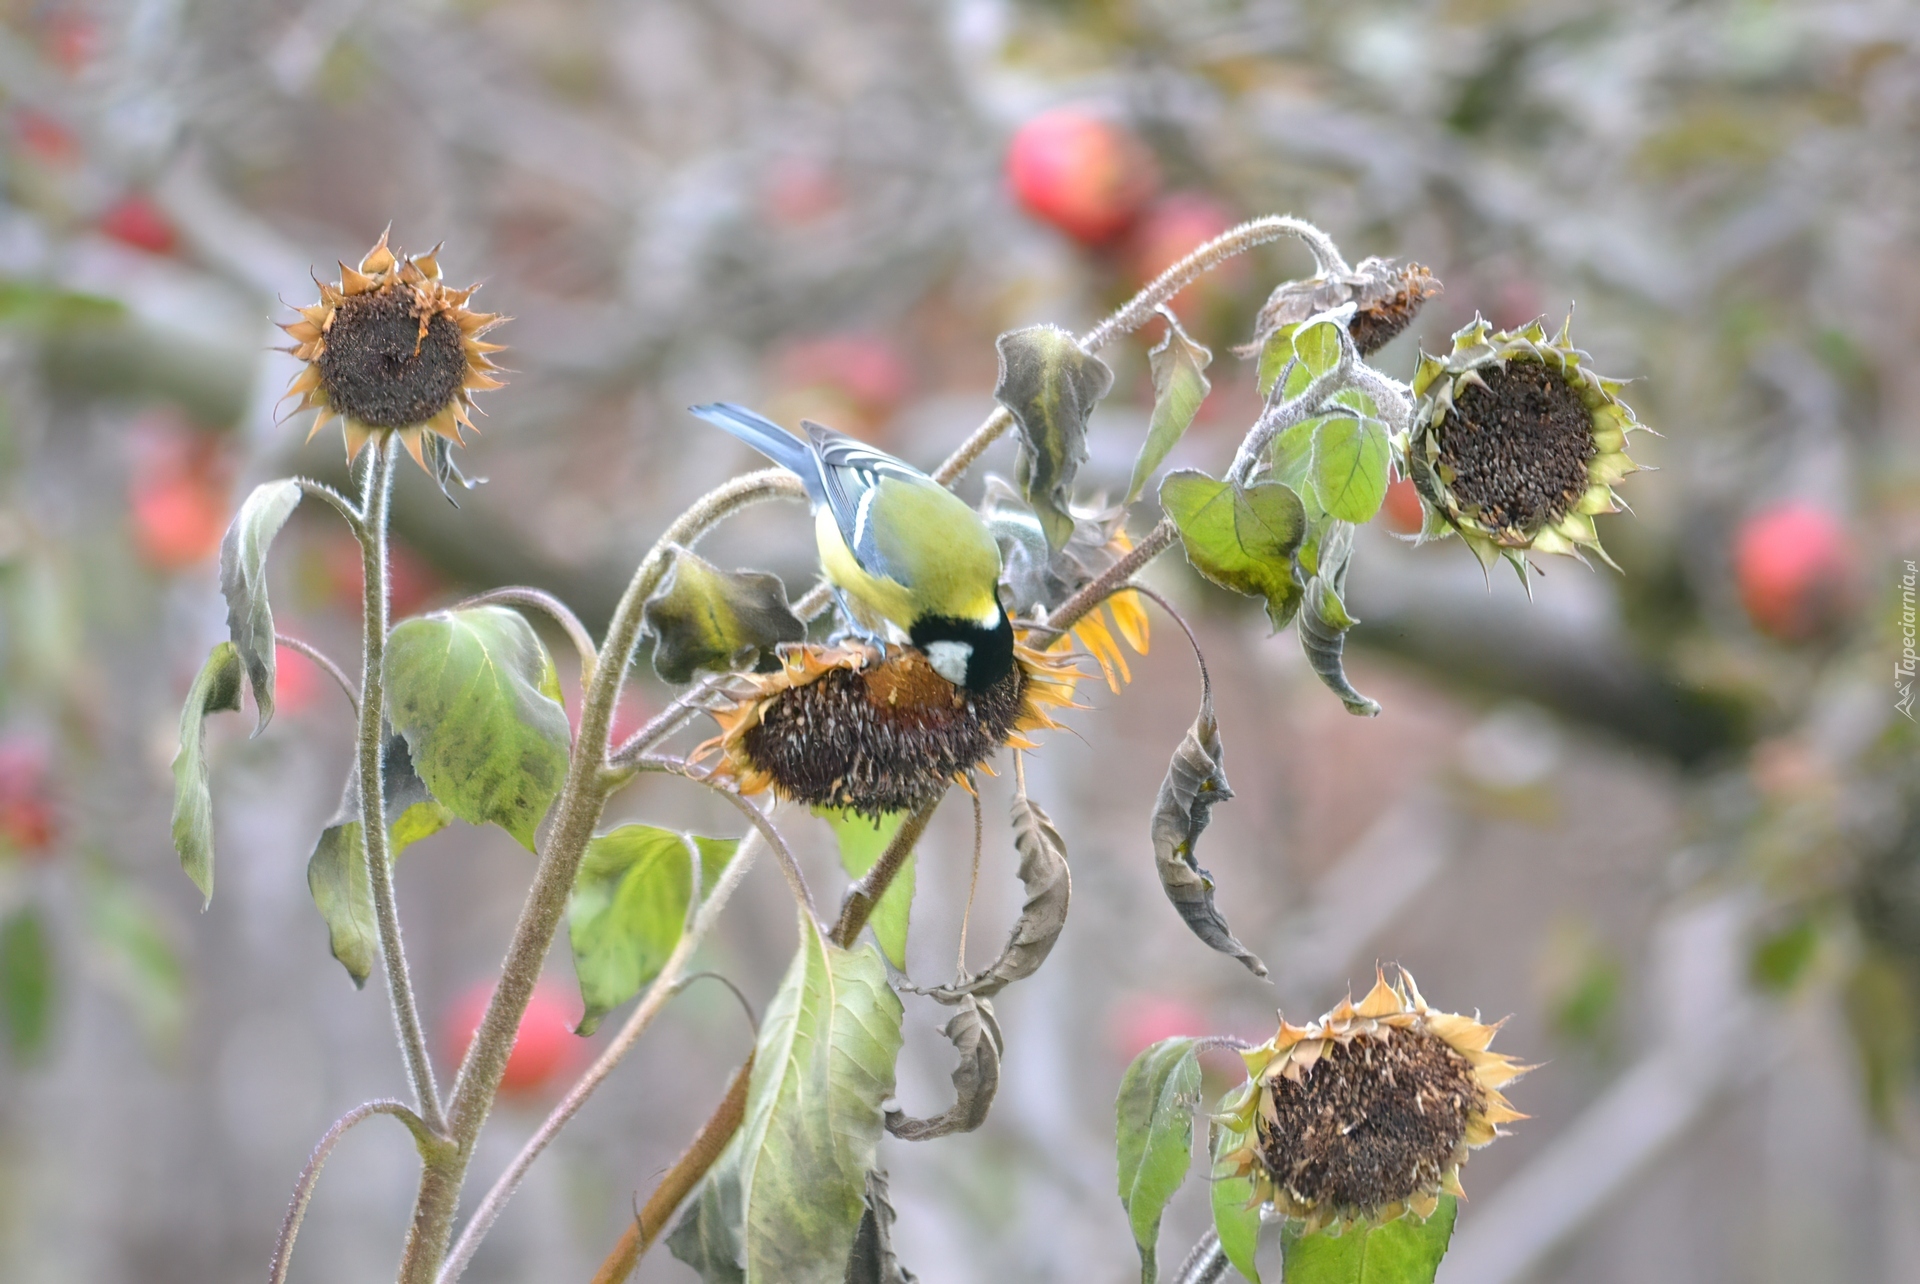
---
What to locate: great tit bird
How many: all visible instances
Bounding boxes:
[688,402,1014,692]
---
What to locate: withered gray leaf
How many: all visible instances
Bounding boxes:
[219,479,301,735]
[884,997,1001,1142]
[844,1169,918,1284]
[909,789,1070,1003]
[983,477,1132,621]
[643,546,805,684]
[993,325,1113,551]
[1296,523,1380,717]
[420,431,483,506]
[1150,669,1267,977]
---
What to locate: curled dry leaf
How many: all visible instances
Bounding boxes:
[1150,667,1268,977]
[884,996,1002,1142]
[1296,523,1380,718]
[909,788,1070,1003]
[844,1169,919,1284]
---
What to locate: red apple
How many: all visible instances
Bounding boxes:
[443,980,586,1098]
[1380,476,1425,535]
[1127,191,1243,310]
[775,334,912,416]
[43,14,97,74]
[1735,502,1856,641]
[14,109,76,165]
[272,642,322,716]
[1110,993,1211,1063]
[0,737,56,859]
[99,195,178,255]
[761,156,843,227]
[321,532,442,620]
[1006,109,1158,245]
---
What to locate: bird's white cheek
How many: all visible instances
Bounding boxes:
[925,641,972,686]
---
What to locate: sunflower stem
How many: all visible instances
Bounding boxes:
[295,476,366,531]
[393,467,805,1284]
[354,436,446,1142]
[436,832,763,1284]
[934,216,1345,488]
[269,1100,442,1284]
[831,797,938,949]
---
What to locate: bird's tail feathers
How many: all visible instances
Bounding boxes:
[687,402,823,499]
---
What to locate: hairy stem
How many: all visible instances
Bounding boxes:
[355,437,446,1140]
[1226,337,1357,486]
[296,476,364,530]
[393,468,804,1284]
[269,1100,440,1284]
[437,832,764,1284]
[589,1055,756,1284]
[932,216,1338,491]
[831,797,938,949]
[456,587,600,690]
[1034,518,1180,643]
[585,215,1341,1284]
[275,632,359,714]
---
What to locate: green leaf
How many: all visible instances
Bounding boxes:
[1293,317,1343,379]
[1751,916,1819,993]
[306,736,452,987]
[0,906,53,1061]
[1312,416,1391,524]
[1150,668,1266,976]
[384,606,571,850]
[219,479,303,734]
[1256,327,1295,398]
[816,808,914,970]
[1279,1198,1458,1284]
[643,547,806,684]
[1116,1036,1203,1284]
[994,324,1114,550]
[0,280,124,330]
[1159,470,1306,631]
[82,864,186,1054]
[171,641,243,906]
[669,917,905,1284]
[568,824,738,1034]
[1211,1122,1264,1283]
[1270,417,1320,493]
[1127,309,1213,505]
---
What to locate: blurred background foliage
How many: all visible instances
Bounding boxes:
[0,0,1917,1280]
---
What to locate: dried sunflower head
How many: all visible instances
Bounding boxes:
[280,231,505,474]
[1241,257,1442,360]
[1216,969,1527,1234]
[694,638,1079,818]
[1405,315,1646,579]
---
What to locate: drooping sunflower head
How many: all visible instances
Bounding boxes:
[1216,969,1526,1234]
[280,231,505,474]
[1406,314,1646,579]
[694,638,1079,818]
[1241,256,1442,359]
